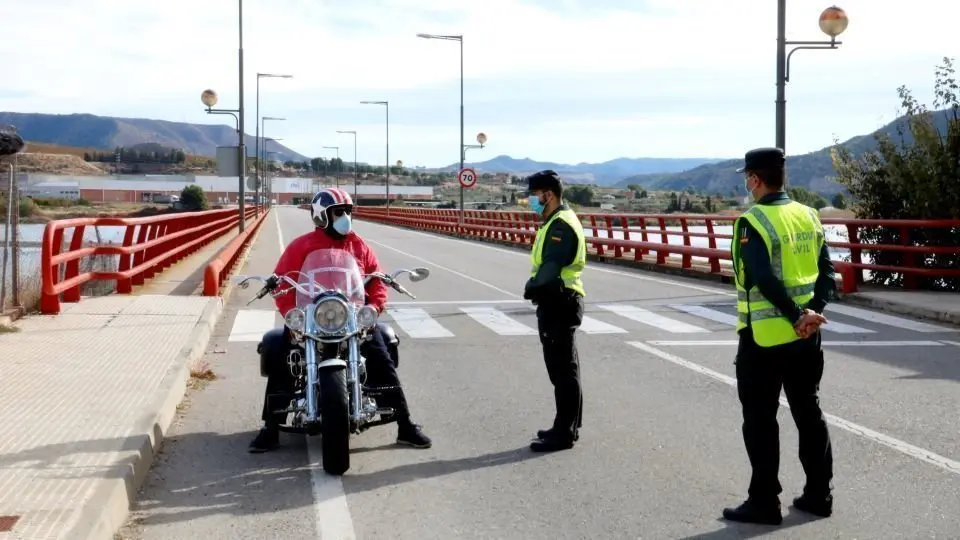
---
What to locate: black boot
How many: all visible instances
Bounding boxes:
[722,498,783,525]
[248,425,279,453]
[397,419,432,448]
[537,427,579,442]
[793,493,833,517]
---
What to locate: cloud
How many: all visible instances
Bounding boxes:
[2,0,959,167]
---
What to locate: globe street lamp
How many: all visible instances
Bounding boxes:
[201,89,247,231]
[360,100,389,209]
[336,130,359,200]
[776,4,849,153]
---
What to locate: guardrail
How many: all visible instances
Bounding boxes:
[40,207,259,314]
[203,208,270,296]
[351,206,960,294]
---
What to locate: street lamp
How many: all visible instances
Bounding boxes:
[261,117,285,204]
[255,72,293,211]
[336,130,358,200]
[776,4,848,153]
[416,32,467,217]
[323,145,340,188]
[201,88,247,231]
[360,100,389,209]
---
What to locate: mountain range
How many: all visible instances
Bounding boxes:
[614,108,955,195]
[0,112,309,163]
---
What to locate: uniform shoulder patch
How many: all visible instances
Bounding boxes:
[739,225,750,244]
[550,235,563,243]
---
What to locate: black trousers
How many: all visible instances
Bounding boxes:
[259,325,409,425]
[536,291,584,441]
[735,327,834,501]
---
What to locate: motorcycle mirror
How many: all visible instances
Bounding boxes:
[409,267,430,282]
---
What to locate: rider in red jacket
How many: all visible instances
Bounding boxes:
[249,188,432,452]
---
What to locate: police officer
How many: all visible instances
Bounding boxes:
[722,147,836,525]
[522,170,587,453]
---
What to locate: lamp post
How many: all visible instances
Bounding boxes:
[336,130,358,200]
[201,89,247,231]
[323,145,340,188]
[255,73,293,211]
[261,117,285,204]
[360,100,389,209]
[776,5,849,153]
[262,137,282,203]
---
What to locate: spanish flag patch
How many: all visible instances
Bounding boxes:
[550,235,562,243]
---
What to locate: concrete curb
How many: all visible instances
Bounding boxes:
[357,218,952,324]
[63,210,270,540]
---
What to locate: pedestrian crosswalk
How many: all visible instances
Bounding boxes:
[226,301,959,342]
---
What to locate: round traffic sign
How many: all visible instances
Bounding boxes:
[458,167,477,188]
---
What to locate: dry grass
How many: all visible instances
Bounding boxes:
[188,357,218,391]
[14,152,108,176]
[0,324,19,333]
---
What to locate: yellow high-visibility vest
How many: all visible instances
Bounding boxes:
[530,207,587,297]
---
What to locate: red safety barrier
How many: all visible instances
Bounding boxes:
[40,206,259,314]
[350,206,960,294]
[203,208,271,296]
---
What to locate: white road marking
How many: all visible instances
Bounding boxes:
[597,303,710,333]
[647,340,946,347]
[276,208,357,540]
[386,307,454,338]
[826,303,958,333]
[389,299,527,305]
[307,438,357,540]
[363,237,522,300]
[943,340,960,347]
[818,320,876,334]
[460,306,537,335]
[625,341,960,477]
[669,304,739,325]
[227,309,276,342]
[578,316,628,334]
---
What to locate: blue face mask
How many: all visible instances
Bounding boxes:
[333,214,352,235]
[528,195,545,215]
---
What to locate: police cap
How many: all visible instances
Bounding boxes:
[735,147,785,173]
[525,169,562,195]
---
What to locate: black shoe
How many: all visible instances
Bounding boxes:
[248,426,279,453]
[721,499,783,525]
[793,493,833,517]
[537,428,579,442]
[397,423,432,449]
[530,435,575,452]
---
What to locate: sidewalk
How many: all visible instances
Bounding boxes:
[0,217,260,540]
[840,287,960,326]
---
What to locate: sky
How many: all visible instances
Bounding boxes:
[2,0,958,168]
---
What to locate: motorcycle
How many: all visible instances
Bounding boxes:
[235,247,430,475]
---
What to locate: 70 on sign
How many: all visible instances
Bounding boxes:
[458,167,478,189]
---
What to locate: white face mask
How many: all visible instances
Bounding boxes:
[333,214,352,235]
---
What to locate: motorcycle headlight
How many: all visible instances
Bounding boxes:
[314,297,349,333]
[284,307,305,332]
[357,305,379,328]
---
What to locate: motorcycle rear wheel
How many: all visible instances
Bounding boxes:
[318,367,350,475]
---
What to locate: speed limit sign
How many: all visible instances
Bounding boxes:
[458,167,477,188]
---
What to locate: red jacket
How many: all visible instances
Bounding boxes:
[273,229,388,315]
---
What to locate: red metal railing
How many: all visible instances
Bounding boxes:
[203,209,271,296]
[351,206,960,293]
[40,207,259,314]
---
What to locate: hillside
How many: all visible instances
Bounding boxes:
[0,112,308,162]
[429,154,724,186]
[617,108,955,195]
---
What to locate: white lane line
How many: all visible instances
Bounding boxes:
[460,306,537,335]
[578,316,628,334]
[647,340,945,347]
[307,438,357,540]
[625,341,960,477]
[826,304,959,333]
[597,303,710,333]
[278,208,358,539]
[819,320,876,334]
[388,299,527,305]
[363,237,522,300]
[228,309,276,342]
[943,340,960,347]
[669,304,739,325]
[385,308,454,338]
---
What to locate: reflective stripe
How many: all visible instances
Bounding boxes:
[746,205,783,279]
[737,282,815,302]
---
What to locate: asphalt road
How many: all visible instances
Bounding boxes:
[120,205,960,540]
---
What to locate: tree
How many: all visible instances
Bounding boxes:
[831,56,960,291]
[180,185,208,211]
[565,185,594,206]
[831,193,847,209]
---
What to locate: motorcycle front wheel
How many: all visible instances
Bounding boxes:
[318,367,350,475]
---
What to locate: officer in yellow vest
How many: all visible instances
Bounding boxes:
[522,170,587,452]
[722,147,837,525]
